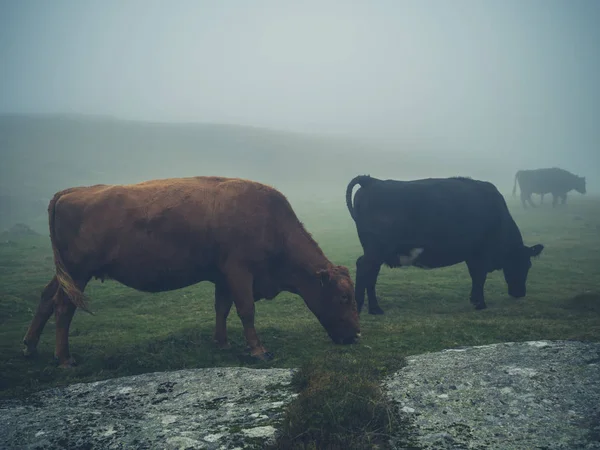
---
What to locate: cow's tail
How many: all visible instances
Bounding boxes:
[512,171,520,197]
[346,175,375,221]
[48,190,92,314]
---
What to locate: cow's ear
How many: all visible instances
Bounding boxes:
[529,244,544,258]
[336,265,350,277]
[316,269,331,286]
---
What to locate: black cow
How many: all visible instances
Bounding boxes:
[512,167,586,209]
[345,175,544,314]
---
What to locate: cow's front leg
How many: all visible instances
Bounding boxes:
[224,264,273,361]
[213,282,233,349]
[466,260,487,310]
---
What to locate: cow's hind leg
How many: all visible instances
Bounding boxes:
[54,278,89,368]
[213,281,233,350]
[223,262,273,361]
[23,276,58,357]
[366,264,383,315]
[466,260,488,310]
[354,256,367,313]
[356,254,384,315]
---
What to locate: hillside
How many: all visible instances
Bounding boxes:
[0,114,512,231]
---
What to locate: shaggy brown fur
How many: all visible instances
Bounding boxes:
[23,176,360,367]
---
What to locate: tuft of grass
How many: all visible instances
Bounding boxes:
[267,350,419,450]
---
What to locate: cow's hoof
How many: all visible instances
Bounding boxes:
[474,303,487,310]
[253,351,275,362]
[55,356,77,369]
[214,340,232,350]
[368,307,385,315]
[22,341,37,357]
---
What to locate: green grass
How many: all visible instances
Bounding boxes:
[1,195,599,448]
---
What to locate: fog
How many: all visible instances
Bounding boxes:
[1,0,599,214]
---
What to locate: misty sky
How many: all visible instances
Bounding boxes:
[1,1,599,172]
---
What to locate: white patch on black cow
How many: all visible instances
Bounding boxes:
[398,248,424,266]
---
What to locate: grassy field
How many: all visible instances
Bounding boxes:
[1,194,599,447]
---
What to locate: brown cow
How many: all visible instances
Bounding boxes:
[23,176,360,368]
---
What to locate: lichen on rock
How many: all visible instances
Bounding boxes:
[0,367,297,450]
[384,340,600,449]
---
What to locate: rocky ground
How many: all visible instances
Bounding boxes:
[384,340,600,449]
[2,340,599,449]
[0,367,297,450]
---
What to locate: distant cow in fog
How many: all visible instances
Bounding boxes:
[346,175,544,315]
[23,176,360,368]
[512,167,586,208]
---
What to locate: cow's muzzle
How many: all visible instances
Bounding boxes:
[334,332,361,345]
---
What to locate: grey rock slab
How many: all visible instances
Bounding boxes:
[0,367,297,450]
[384,340,600,450]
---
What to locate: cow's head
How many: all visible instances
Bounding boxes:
[313,265,360,345]
[502,244,544,298]
[576,176,586,194]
